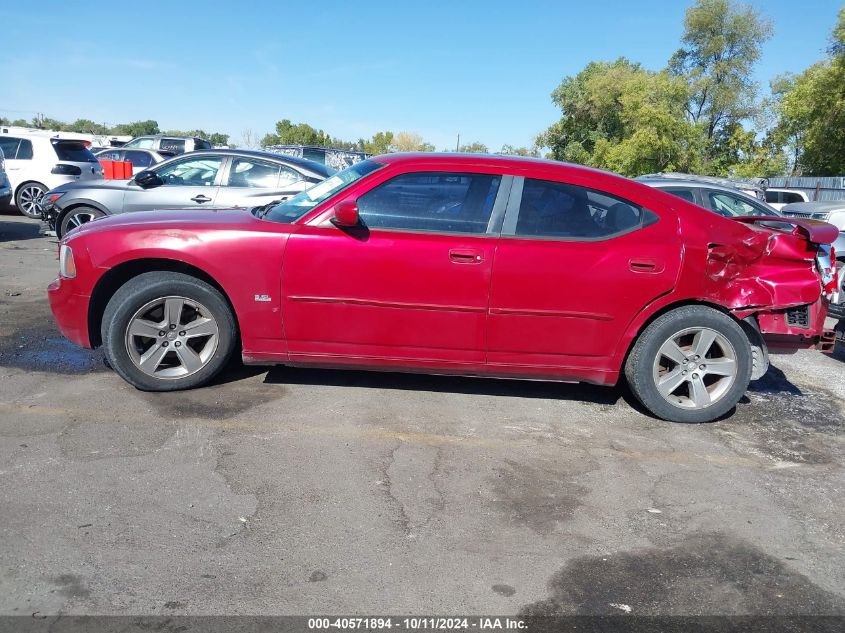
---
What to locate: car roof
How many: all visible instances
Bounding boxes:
[179,148,334,177]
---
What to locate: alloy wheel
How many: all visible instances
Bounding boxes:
[124,296,220,379]
[651,326,738,410]
[17,184,45,217]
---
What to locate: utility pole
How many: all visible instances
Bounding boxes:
[456,133,460,152]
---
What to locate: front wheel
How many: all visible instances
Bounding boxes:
[625,306,752,423]
[102,272,237,391]
[57,206,106,238]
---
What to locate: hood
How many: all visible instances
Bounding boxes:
[50,178,133,194]
[66,207,266,238]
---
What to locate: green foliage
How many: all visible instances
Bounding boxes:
[499,144,540,157]
[111,120,160,137]
[540,58,705,176]
[261,119,330,147]
[770,8,845,175]
[163,129,230,146]
[363,131,394,155]
[457,141,488,153]
[669,0,772,151]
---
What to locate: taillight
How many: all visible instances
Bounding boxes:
[52,164,82,176]
[59,244,76,278]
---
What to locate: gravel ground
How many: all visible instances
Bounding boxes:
[0,212,843,618]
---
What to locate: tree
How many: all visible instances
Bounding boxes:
[11,119,27,127]
[239,128,260,149]
[499,144,540,157]
[540,58,704,176]
[458,141,488,153]
[363,131,394,155]
[261,119,329,147]
[390,131,435,152]
[111,120,160,137]
[770,7,845,175]
[669,0,772,158]
[68,119,106,134]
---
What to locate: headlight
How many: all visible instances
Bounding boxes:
[59,244,77,278]
[43,192,66,206]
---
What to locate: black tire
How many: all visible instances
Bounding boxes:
[15,182,47,219]
[624,305,752,423]
[102,271,237,391]
[57,206,107,239]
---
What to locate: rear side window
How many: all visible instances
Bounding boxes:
[196,139,212,150]
[228,157,285,188]
[783,192,804,204]
[160,138,186,154]
[126,137,154,149]
[124,151,153,167]
[52,141,97,163]
[16,139,33,160]
[514,178,649,239]
[0,137,20,159]
[662,187,696,203]
[97,150,123,161]
[357,172,501,234]
[707,191,774,217]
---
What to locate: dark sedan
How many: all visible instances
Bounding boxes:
[43,149,334,238]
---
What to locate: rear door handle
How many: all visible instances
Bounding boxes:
[449,248,484,264]
[629,258,664,273]
[191,195,212,203]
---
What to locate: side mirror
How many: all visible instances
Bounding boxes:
[134,170,163,189]
[331,200,360,227]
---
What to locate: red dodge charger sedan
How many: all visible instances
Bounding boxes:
[49,153,838,423]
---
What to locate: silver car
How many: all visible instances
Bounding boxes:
[635,174,781,218]
[44,149,334,238]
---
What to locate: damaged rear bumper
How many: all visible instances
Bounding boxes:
[739,300,836,354]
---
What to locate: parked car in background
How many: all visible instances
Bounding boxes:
[765,188,809,211]
[94,148,166,174]
[121,135,212,155]
[43,149,334,237]
[48,153,838,423]
[635,174,781,217]
[0,148,11,208]
[0,133,104,218]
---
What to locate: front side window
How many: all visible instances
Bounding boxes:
[0,137,21,159]
[783,192,804,204]
[155,156,223,187]
[125,137,154,149]
[263,159,383,223]
[356,172,500,234]
[764,190,779,203]
[227,157,285,188]
[514,179,648,239]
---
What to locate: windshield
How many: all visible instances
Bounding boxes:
[262,159,383,223]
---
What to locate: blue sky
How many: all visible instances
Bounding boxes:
[0,1,840,150]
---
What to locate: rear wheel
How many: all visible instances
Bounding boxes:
[625,305,752,423]
[15,182,47,219]
[102,272,237,391]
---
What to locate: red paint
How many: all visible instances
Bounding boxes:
[48,154,836,386]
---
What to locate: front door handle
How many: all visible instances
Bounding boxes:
[191,195,212,203]
[449,248,484,264]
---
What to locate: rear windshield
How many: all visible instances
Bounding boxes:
[53,141,98,163]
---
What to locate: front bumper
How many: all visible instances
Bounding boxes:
[48,276,92,348]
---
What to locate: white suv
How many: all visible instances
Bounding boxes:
[0,133,104,218]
